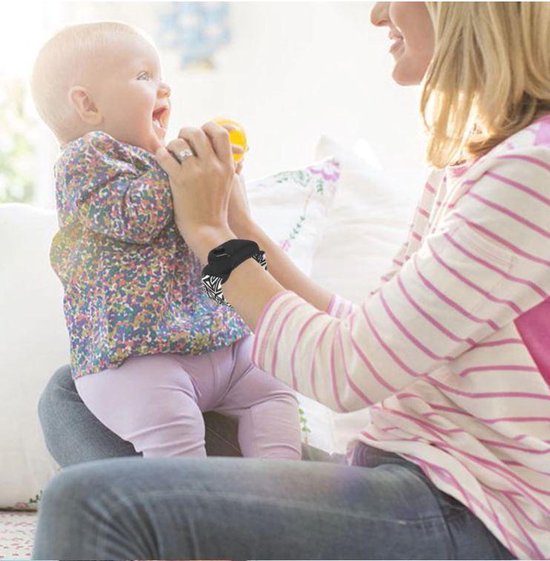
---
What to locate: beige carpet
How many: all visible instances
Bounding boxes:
[0,511,36,560]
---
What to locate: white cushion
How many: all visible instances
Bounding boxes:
[311,135,416,302]
[0,203,65,508]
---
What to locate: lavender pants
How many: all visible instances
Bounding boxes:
[75,335,302,460]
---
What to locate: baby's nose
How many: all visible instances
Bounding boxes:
[159,82,171,98]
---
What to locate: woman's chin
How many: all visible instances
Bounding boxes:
[391,52,429,86]
[392,63,423,86]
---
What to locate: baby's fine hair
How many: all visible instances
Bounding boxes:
[31,21,149,143]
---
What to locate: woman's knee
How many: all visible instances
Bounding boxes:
[39,459,104,524]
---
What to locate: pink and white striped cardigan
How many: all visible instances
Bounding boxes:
[252,114,550,560]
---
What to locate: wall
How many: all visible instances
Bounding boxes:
[31,1,430,207]
[168,3,428,178]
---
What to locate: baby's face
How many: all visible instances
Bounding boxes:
[88,33,171,153]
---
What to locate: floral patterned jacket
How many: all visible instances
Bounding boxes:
[51,131,250,379]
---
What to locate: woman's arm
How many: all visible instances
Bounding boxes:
[247,143,550,411]
[156,123,332,328]
[157,124,550,414]
[209,169,333,315]
[181,223,287,330]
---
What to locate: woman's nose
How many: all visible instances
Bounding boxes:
[371,2,390,27]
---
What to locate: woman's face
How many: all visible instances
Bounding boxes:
[370,2,435,86]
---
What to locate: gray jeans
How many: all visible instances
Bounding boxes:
[32,365,516,560]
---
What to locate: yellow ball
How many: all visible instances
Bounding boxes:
[212,118,248,162]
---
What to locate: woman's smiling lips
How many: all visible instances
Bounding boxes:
[389,31,404,53]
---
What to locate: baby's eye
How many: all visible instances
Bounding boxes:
[137,71,151,81]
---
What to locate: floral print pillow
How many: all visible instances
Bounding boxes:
[247,157,341,274]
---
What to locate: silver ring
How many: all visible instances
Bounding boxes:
[175,148,194,163]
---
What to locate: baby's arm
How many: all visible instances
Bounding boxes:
[63,132,173,244]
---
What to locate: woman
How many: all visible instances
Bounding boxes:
[33,3,549,559]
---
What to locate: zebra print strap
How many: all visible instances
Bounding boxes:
[201,251,267,307]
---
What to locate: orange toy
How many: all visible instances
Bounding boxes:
[212,118,248,163]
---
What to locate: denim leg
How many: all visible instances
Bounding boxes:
[32,454,515,560]
[38,365,139,465]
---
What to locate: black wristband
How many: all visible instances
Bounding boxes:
[202,239,261,283]
[201,239,268,307]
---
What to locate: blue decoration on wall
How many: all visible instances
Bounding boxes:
[158,2,231,69]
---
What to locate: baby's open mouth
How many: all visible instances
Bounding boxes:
[152,107,169,131]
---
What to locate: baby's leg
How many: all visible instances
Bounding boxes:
[75,354,207,458]
[215,337,302,460]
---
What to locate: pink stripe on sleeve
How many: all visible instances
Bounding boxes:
[346,313,398,394]
[336,328,375,406]
[308,320,333,403]
[467,191,550,239]
[427,240,522,314]
[329,328,349,412]
[379,289,453,361]
[289,310,326,391]
[361,304,424,378]
[413,255,500,330]
[397,276,476,345]
[251,291,293,368]
[485,171,550,206]
[269,300,309,379]
[444,231,547,298]
[454,212,550,266]
[496,154,550,173]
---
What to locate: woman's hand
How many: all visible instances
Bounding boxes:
[155,122,236,261]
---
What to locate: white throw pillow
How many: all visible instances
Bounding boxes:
[0,159,340,508]
[0,203,65,509]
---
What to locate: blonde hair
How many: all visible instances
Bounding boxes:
[31,21,148,142]
[421,2,550,168]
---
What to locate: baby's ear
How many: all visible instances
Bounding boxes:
[68,86,102,126]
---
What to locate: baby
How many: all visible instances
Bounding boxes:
[31,21,302,459]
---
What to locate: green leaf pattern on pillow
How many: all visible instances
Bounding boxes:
[272,158,340,252]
